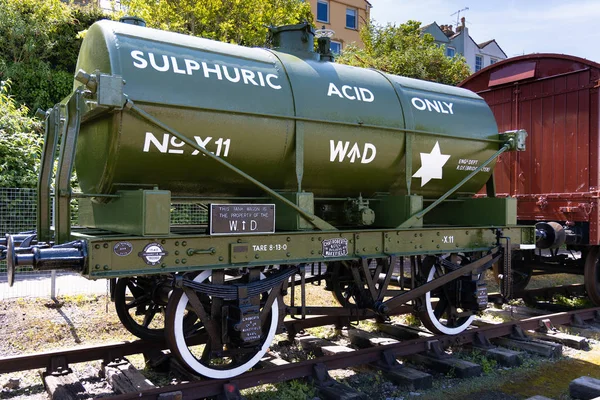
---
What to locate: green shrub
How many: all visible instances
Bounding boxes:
[48,6,109,73]
[0,0,110,112]
[0,80,43,188]
[1,61,73,112]
[0,0,71,64]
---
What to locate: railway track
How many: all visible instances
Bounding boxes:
[2,298,600,400]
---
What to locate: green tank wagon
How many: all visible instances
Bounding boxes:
[1,19,535,379]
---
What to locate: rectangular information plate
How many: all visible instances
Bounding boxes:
[322,238,349,257]
[210,204,275,235]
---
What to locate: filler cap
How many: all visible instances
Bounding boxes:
[119,16,146,27]
[269,22,316,59]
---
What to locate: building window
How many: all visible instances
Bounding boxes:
[346,8,357,29]
[317,0,329,23]
[446,47,455,57]
[475,55,483,72]
[490,58,498,65]
[330,41,342,54]
[100,0,122,11]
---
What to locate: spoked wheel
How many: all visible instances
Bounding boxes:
[166,270,279,379]
[584,246,600,305]
[418,260,475,335]
[511,251,533,292]
[328,262,365,307]
[114,275,199,341]
[114,276,169,341]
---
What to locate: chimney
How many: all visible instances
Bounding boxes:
[441,24,454,37]
[461,17,465,29]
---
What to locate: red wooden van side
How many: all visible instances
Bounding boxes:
[460,54,600,245]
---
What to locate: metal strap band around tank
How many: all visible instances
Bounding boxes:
[396,142,512,228]
[263,49,303,192]
[125,100,336,231]
[406,132,413,195]
[296,121,304,192]
[368,69,416,195]
[55,91,84,244]
[37,105,62,242]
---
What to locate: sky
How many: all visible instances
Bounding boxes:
[370,0,600,62]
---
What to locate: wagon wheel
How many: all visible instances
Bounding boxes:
[327,261,370,307]
[165,270,279,378]
[584,246,600,306]
[511,251,533,292]
[114,275,199,341]
[418,259,475,335]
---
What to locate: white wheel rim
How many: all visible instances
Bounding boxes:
[424,265,474,335]
[172,270,279,379]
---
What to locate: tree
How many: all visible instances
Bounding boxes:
[0,0,109,112]
[0,81,42,188]
[120,0,313,47]
[47,6,108,73]
[336,20,471,85]
[0,0,70,64]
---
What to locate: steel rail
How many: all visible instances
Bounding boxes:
[105,306,600,400]
[1,281,585,375]
[0,339,156,374]
[0,281,586,375]
[486,284,587,304]
[0,315,356,374]
[514,283,586,299]
[1,305,598,397]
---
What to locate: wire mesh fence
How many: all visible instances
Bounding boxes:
[170,202,209,225]
[0,188,102,299]
[1,188,209,299]
[0,188,44,296]
[0,188,37,238]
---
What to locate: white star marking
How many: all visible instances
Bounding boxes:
[412,141,451,187]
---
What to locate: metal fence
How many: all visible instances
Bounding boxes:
[171,202,209,225]
[1,188,208,299]
[0,188,37,238]
[0,188,104,299]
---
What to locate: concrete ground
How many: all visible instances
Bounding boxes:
[0,271,107,300]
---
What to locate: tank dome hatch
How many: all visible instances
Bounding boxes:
[119,16,146,27]
[269,22,318,60]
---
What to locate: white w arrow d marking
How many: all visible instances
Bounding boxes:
[329,140,376,164]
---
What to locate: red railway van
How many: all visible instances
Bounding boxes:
[460,54,600,302]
